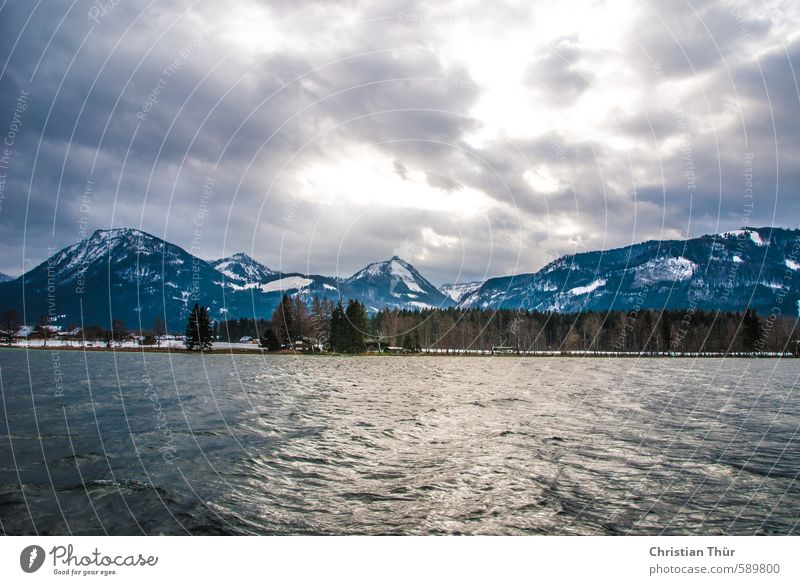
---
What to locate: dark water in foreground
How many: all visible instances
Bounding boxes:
[0,348,798,535]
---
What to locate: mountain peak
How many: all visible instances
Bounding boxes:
[345,256,453,309]
[90,227,154,241]
[211,252,274,284]
[439,281,483,302]
[214,251,260,265]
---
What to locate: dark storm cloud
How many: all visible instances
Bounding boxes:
[0,0,798,285]
[628,0,773,77]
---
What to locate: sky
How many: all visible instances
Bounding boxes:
[0,0,798,285]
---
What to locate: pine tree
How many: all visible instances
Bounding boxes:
[259,329,282,351]
[185,304,199,350]
[742,308,761,353]
[198,305,213,350]
[345,299,368,353]
[185,303,213,350]
[329,300,346,352]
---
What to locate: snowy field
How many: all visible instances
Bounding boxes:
[5,340,264,351]
[1,340,793,357]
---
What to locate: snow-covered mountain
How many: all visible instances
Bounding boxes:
[0,230,446,328]
[344,256,454,311]
[211,253,274,285]
[0,272,13,283]
[439,281,483,303]
[458,227,800,315]
[1,226,796,330]
[0,228,226,329]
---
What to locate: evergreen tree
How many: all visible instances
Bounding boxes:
[345,299,368,353]
[198,306,212,350]
[329,300,346,352]
[185,303,213,350]
[185,305,199,350]
[741,308,761,352]
[258,329,282,351]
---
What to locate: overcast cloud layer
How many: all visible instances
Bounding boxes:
[0,0,798,284]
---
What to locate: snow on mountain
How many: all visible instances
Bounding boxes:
[439,281,483,302]
[1,226,798,329]
[259,276,313,293]
[0,228,225,329]
[459,227,800,315]
[345,256,454,309]
[211,252,274,285]
[719,227,769,246]
[0,272,13,283]
[569,278,607,296]
[633,256,696,286]
[41,228,191,284]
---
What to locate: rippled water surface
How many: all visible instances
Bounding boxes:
[1,348,798,535]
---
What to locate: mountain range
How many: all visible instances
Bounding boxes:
[459,228,799,316]
[0,226,797,330]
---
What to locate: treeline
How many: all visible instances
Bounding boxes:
[265,295,369,353]
[5,297,799,355]
[217,295,370,353]
[247,297,800,354]
[368,306,797,354]
[239,295,799,355]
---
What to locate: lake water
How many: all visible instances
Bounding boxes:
[0,348,798,535]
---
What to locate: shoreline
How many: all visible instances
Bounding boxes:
[0,344,795,358]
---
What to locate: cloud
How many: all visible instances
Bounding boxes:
[0,0,798,286]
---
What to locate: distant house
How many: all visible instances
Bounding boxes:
[491,346,519,355]
[13,326,34,339]
[383,346,405,354]
[50,327,82,345]
[55,327,81,339]
[290,336,316,352]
